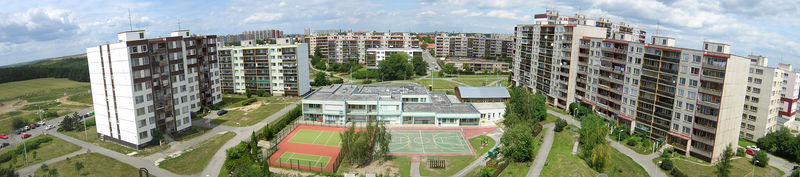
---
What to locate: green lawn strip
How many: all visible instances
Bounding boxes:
[0,78,89,101]
[212,97,299,127]
[605,147,649,177]
[159,132,236,175]
[390,156,412,177]
[20,101,61,110]
[453,74,510,79]
[0,135,82,168]
[545,106,569,115]
[612,137,654,155]
[219,94,248,109]
[173,126,212,141]
[59,124,169,157]
[67,92,93,105]
[541,114,559,125]
[277,152,330,168]
[540,126,598,177]
[739,138,757,147]
[35,153,154,177]
[419,136,495,177]
[409,79,464,90]
[654,157,782,177]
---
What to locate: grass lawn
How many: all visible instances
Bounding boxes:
[739,138,757,147]
[35,153,154,177]
[219,94,249,109]
[453,74,510,79]
[173,126,212,141]
[540,125,598,176]
[419,135,495,177]
[0,135,82,168]
[497,128,545,176]
[655,157,783,177]
[67,92,93,105]
[614,138,654,155]
[0,78,89,101]
[546,106,570,115]
[390,156,411,177]
[159,132,235,175]
[605,147,649,177]
[541,114,559,125]
[20,101,61,110]
[212,97,299,127]
[59,123,169,157]
[406,79,464,90]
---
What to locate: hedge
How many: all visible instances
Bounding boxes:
[259,105,302,141]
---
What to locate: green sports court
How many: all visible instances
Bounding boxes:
[277,152,331,168]
[288,129,341,147]
[388,130,472,155]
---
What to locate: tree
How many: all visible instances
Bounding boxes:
[0,166,17,177]
[792,168,800,177]
[500,123,534,162]
[261,154,271,177]
[256,90,266,98]
[554,119,568,132]
[753,151,769,167]
[314,47,323,57]
[312,72,331,86]
[245,89,252,98]
[714,145,734,177]
[461,64,473,74]
[421,43,428,49]
[12,117,26,129]
[660,159,673,170]
[314,62,327,70]
[587,144,609,171]
[377,53,414,81]
[412,55,428,76]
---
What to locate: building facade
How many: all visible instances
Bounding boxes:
[365,48,423,69]
[741,56,782,141]
[305,32,420,64]
[218,43,311,96]
[86,30,222,148]
[443,57,511,73]
[302,84,481,126]
[778,64,800,125]
[434,33,513,59]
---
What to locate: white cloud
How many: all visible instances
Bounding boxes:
[243,13,285,23]
[450,9,468,15]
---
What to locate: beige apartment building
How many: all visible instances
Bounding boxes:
[443,57,510,73]
[305,32,420,64]
[435,33,513,59]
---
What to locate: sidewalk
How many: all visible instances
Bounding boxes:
[527,123,555,177]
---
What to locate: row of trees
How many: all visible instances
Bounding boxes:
[0,57,90,84]
[579,114,610,171]
[222,106,303,176]
[340,119,391,166]
[376,53,427,81]
[757,127,800,162]
[500,87,546,162]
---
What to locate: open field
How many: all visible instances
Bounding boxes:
[0,135,82,168]
[159,132,236,175]
[67,93,93,105]
[35,153,155,177]
[212,96,299,126]
[0,78,89,101]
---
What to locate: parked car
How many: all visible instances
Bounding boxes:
[0,143,9,148]
[37,121,45,126]
[28,124,36,129]
[746,149,756,156]
[21,133,31,139]
[0,134,8,139]
[45,125,56,130]
[13,129,21,135]
[217,110,229,116]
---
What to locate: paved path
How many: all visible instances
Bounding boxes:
[526,123,555,177]
[756,148,796,175]
[201,101,300,177]
[411,161,421,177]
[452,128,504,177]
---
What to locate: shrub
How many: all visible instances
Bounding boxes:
[659,159,673,170]
[332,79,344,84]
[753,151,769,167]
[660,151,671,158]
[737,148,746,157]
[554,119,567,132]
[670,168,688,177]
[361,79,373,85]
[626,137,639,146]
[241,98,257,106]
[792,168,800,177]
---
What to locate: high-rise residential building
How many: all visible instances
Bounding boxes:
[434,33,513,59]
[573,36,749,163]
[242,29,283,40]
[443,57,511,73]
[217,42,311,96]
[740,56,783,141]
[305,32,420,64]
[778,64,800,126]
[365,48,423,69]
[511,10,646,110]
[86,30,222,148]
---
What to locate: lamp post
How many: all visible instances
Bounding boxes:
[618,129,624,142]
[752,160,759,177]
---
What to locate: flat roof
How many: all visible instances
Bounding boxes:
[457,86,511,99]
[304,84,426,101]
[403,93,479,114]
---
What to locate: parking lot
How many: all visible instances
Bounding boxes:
[1,107,92,149]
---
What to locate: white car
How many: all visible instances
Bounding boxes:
[45,125,56,130]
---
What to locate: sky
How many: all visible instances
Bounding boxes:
[1,0,799,67]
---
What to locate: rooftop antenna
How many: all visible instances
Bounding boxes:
[177,18,181,31]
[655,20,660,36]
[127,8,133,30]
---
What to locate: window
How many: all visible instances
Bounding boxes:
[139,131,148,139]
[680,78,686,85]
[683,127,691,134]
[673,124,680,130]
[686,104,695,110]
[693,55,701,62]
[753,88,761,93]
[675,112,682,119]
[149,117,155,125]
[688,92,696,99]
[684,115,692,122]
[689,80,698,87]
[691,67,700,74]
[135,96,144,104]
[136,108,145,116]
[134,84,143,92]
[138,120,146,128]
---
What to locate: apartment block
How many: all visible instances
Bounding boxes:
[86,30,222,148]
[778,64,800,125]
[443,57,511,73]
[511,10,648,110]
[217,42,311,96]
[302,84,481,126]
[242,29,283,40]
[305,32,420,64]
[434,33,513,59]
[365,48,423,69]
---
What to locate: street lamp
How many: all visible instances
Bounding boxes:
[752,160,759,177]
[618,129,624,142]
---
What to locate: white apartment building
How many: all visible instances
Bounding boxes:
[778,64,800,126]
[218,42,311,96]
[87,30,222,148]
[365,48,423,69]
[434,33,513,59]
[742,55,782,141]
[305,32,420,64]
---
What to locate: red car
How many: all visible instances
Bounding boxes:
[0,134,8,139]
[21,133,31,139]
[746,149,756,155]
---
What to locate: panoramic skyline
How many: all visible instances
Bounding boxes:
[1,0,799,66]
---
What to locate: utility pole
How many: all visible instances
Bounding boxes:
[83,116,88,140]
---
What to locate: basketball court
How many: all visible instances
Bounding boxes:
[388,130,473,155]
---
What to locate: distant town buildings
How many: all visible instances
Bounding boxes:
[86,30,222,148]
[220,29,284,44]
[443,57,510,73]
[304,32,420,64]
[435,33,513,59]
[217,41,311,96]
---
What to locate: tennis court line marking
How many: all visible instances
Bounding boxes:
[419,130,425,154]
[310,130,323,145]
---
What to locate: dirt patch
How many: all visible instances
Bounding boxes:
[239,101,263,112]
[269,167,321,176]
[341,159,399,176]
[0,100,25,115]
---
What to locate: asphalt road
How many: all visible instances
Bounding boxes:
[422,50,440,72]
